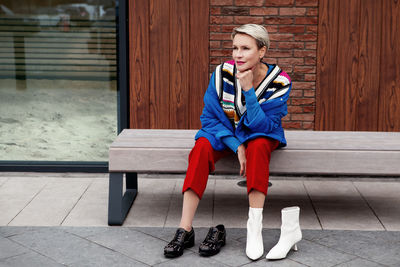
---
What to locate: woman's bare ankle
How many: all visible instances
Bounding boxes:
[179,224,192,232]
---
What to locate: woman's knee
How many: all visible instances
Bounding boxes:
[189,137,213,158]
[247,138,278,154]
[194,137,213,151]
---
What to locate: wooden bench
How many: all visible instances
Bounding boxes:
[108,129,400,225]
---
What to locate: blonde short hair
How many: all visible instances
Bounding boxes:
[232,24,270,50]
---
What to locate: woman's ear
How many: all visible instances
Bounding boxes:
[259,46,267,59]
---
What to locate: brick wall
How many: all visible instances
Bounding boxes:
[209,0,318,130]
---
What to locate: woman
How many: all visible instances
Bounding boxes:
[164,24,295,260]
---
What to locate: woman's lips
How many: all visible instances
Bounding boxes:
[236,61,245,65]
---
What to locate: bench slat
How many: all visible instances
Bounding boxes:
[111,129,400,151]
[109,129,400,176]
[109,147,400,176]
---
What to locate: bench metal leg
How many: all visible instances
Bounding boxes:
[108,172,138,225]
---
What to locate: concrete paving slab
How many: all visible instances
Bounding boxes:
[85,227,170,266]
[314,230,400,266]
[0,177,8,187]
[264,180,321,230]
[165,179,215,228]
[62,179,109,226]
[334,257,385,267]
[301,229,338,242]
[123,178,177,227]
[214,179,248,228]
[124,198,170,227]
[354,181,400,231]
[61,226,111,238]
[0,177,49,225]
[0,226,45,238]
[8,227,145,266]
[209,238,252,267]
[8,178,92,226]
[304,181,384,230]
[286,239,357,267]
[135,177,178,200]
[135,226,175,242]
[154,250,228,267]
[0,251,65,267]
[0,237,29,259]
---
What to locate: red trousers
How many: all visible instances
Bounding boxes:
[182,137,279,199]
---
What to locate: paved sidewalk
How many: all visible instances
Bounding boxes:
[0,173,400,266]
[1,226,399,266]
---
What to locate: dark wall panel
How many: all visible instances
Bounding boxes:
[129,0,150,128]
[170,0,190,129]
[316,0,399,131]
[129,0,209,129]
[315,0,340,130]
[189,0,209,129]
[149,0,170,129]
[334,0,360,130]
[379,0,400,131]
[356,0,381,131]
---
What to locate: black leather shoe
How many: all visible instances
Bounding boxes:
[199,224,226,256]
[164,227,195,258]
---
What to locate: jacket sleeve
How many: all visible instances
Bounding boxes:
[242,82,291,134]
[198,72,242,151]
[221,136,242,153]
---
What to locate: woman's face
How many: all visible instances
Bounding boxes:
[232,33,266,72]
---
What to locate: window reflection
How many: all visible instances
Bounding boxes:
[0,0,117,162]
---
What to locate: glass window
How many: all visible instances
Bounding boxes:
[0,0,117,162]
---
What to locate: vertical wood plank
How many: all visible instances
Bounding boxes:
[170,0,190,129]
[356,0,381,131]
[378,0,400,131]
[333,0,360,130]
[189,0,209,129]
[129,0,150,128]
[149,0,170,128]
[315,0,340,130]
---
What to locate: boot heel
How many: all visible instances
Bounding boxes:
[292,244,298,251]
[221,235,226,247]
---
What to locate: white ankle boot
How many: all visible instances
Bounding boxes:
[266,206,302,260]
[246,207,264,260]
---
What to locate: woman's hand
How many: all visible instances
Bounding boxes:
[236,70,253,91]
[237,144,246,177]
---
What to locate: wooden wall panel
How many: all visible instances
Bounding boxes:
[129,0,209,129]
[149,0,170,129]
[169,0,190,129]
[379,0,400,131]
[356,0,381,131]
[316,0,399,131]
[334,0,360,130]
[129,0,149,128]
[189,0,209,129]
[315,0,339,130]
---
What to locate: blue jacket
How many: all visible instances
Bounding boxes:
[195,61,291,152]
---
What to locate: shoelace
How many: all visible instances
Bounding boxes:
[202,229,219,248]
[166,230,186,248]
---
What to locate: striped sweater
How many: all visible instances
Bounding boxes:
[195,60,291,152]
